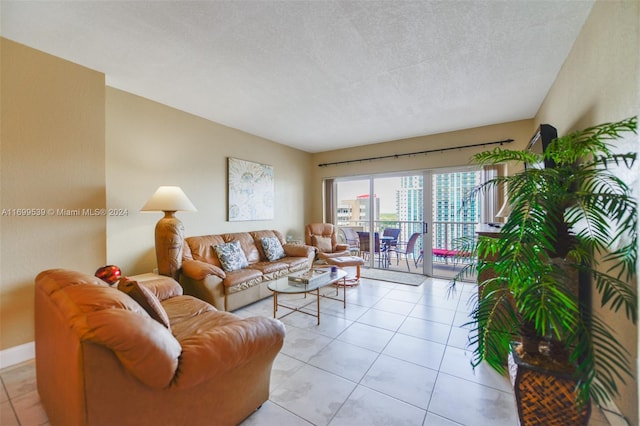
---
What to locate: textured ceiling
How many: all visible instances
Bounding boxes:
[1,1,594,153]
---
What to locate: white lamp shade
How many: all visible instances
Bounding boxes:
[141,186,197,212]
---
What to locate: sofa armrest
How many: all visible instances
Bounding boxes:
[283,243,314,258]
[335,243,349,251]
[172,316,285,389]
[181,259,226,281]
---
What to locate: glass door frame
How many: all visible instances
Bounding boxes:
[329,164,487,279]
[428,164,485,280]
[332,171,431,275]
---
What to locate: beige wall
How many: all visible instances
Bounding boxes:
[105,88,313,275]
[310,119,534,222]
[0,39,313,351]
[535,0,639,422]
[0,38,106,350]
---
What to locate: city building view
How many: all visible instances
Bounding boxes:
[335,171,481,277]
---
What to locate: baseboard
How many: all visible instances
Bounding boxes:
[0,342,35,370]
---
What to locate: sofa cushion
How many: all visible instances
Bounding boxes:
[222,268,263,289]
[312,235,333,253]
[184,234,226,267]
[169,313,285,389]
[277,256,312,271]
[261,236,285,261]
[213,241,249,272]
[246,261,288,275]
[118,278,171,329]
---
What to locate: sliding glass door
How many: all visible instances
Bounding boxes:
[334,173,429,274]
[332,166,483,281]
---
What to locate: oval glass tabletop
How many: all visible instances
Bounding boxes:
[268,269,347,294]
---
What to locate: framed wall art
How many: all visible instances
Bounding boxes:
[227,157,274,221]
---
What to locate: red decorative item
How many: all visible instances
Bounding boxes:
[95,265,122,285]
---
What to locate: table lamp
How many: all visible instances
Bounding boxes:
[141,186,196,279]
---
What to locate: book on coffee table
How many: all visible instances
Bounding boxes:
[288,268,329,286]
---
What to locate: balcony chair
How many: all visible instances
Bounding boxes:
[382,228,401,263]
[340,227,361,255]
[305,223,350,260]
[357,231,389,268]
[395,232,422,271]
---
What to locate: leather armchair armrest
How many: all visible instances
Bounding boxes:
[172,316,285,389]
[283,244,314,258]
[335,243,349,251]
[181,259,226,281]
[83,309,181,389]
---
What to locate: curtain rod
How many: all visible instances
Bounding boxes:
[317,138,514,167]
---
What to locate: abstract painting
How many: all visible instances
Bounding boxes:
[227,157,274,221]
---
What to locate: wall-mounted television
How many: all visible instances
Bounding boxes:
[525,124,557,169]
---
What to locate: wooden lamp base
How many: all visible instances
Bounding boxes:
[154,211,184,280]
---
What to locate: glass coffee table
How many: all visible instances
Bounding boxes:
[268,268,348,325]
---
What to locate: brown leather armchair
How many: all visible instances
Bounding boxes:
[305,223,350,260]
[35,269,285,426]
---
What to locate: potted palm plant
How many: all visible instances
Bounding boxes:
[452,116,637,425]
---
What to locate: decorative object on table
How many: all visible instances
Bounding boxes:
[288,268,329,286]
[227,157,274,221]
[94,264,121,285]
[141,186,197,280]
[452,117,637,425]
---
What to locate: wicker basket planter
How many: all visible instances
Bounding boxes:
[508,343,590,426]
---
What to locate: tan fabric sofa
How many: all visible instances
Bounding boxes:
[179,229,314,311]
[35,269,285,426]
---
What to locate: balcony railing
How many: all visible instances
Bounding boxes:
[337,220,477,268]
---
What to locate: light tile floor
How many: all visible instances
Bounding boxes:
[1,275,612,425]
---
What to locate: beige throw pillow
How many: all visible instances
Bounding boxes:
[312,235,333,253]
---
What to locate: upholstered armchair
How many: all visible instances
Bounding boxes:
[305,223,350,260]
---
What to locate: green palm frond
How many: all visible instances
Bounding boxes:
[452,116,637,406]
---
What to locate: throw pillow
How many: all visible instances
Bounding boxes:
[213,240,249,272]
[312,235,333,253]
[261,236,285,261]
[117,278,171,330]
